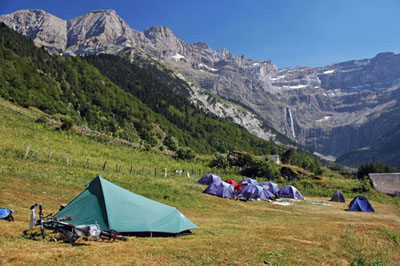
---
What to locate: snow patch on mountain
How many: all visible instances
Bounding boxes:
[323,70,335,74]
[316,116,331,122]
[172,53,184,61]
[198,63,217,72]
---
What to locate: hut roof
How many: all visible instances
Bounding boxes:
[368,173,400,195]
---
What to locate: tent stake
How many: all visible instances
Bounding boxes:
[24,144,30,159]
[47,150,53,162]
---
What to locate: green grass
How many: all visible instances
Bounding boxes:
[1,99,400,265]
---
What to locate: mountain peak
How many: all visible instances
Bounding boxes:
[144,26,176,39]
[7,9,49,16]
[69,8,123,23]
[192,42,210,50]
[1,9,58,22]
[65,8,140,54]
[143,26,184,52]
[0,9,67,53]
[72,9,121,22]
[88,9,117,15]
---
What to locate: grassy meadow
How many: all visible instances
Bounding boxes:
[1,99,400,265]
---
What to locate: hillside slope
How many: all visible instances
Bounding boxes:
[0,22,283,155]
[337,118,400,167]
[83,52,294,147]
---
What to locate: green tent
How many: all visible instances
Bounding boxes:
[54,176,199,235]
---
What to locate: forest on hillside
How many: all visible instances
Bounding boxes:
[0,22,283,155]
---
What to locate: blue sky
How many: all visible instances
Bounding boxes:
[1,0,400,68]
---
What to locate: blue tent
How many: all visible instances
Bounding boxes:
[239,178,258,185]
[197,174,221,185]
[257,185,276,201]
[279,185,305,200]
[236,183,259,199]
[261,181,280,196]
[203,181,234,199]
[0,208,14,220]
[348,196,375,212]
[235,184,275,201]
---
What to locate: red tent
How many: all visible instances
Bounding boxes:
[225,179,247,191]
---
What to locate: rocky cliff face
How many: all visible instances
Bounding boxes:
[2,9,400,164]
[0,9,67,53]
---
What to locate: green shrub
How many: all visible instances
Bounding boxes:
[164,135,179,151]
[357,161,397,180]
[35,115,49,124]
[281,147,321,174]
[240,157,280,178]
[209,152,229,169]
[60,117,73,131]
[227,150,253,167]
[177,147,196,160]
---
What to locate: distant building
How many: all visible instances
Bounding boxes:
[368,173,400,195]
[269,155,281,165]
[255,154,281,164]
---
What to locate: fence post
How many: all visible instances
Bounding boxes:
[47,150,53,162]
[24,144,30,159]
[154,168,157,177]
[130,166,133,175]
[67,154,70,166]
[164,168,167,177]
[103,161,107,171]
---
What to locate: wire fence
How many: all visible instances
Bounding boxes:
[20,144,242,179]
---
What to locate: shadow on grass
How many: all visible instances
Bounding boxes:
[22,230,89,246]
[22,230,43,241]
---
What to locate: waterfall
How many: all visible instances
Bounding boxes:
[287,107,296,139]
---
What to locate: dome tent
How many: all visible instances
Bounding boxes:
[239,177,258,185]
[203,181,234,199]
[278,185,305,200]
[330,190,346,203]
[258,186,276,201]
[197,173,221,185]
[55,176,199,236]
[235,184,275,201]
[0,208,14,221]
[348,196,375,212]
[261,181,280,196]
